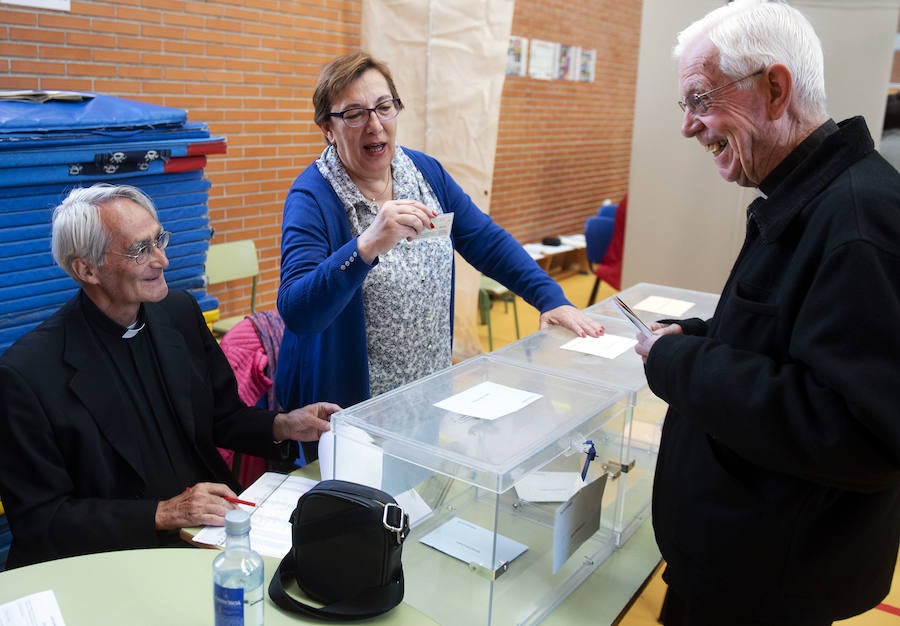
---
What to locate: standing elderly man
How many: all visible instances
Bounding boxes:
[636,1,900,625]
[0,184,339,569]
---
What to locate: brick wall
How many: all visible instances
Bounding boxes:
[893,14,900,85]
[0,0,361,317]
[491,0,641,244]
[1,0,640,319]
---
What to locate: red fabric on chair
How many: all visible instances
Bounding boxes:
[217,317,267,487]
[219,317,272,406]
[594,193,627,290]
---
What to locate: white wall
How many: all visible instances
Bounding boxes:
[624,0,900,294]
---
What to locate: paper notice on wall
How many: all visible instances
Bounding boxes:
[528,39,558,80]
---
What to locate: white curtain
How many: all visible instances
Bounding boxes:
[362,0,515,360]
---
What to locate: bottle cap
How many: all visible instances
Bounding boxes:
[224,508,251,534]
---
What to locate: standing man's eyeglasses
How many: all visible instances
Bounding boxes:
[677,69,765,115]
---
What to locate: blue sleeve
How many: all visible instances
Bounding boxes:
[276,168,375,335]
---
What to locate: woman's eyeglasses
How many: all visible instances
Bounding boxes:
[329,98,403,128]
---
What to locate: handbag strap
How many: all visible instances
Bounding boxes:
[268,549,405,621]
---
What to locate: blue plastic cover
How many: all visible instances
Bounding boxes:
[0,91,186,133]
[0,95,218,355]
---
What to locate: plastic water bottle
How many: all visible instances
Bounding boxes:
[213,509,264,626]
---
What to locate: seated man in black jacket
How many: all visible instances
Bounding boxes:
[0,184,339,568]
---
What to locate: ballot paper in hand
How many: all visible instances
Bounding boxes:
[613,296,653,338]
[416,211,453,239]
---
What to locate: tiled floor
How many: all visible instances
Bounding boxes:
[479,271,900,626]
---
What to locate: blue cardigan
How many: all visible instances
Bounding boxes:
[275,147,569,412]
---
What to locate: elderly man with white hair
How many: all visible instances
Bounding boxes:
[634,2,900,624]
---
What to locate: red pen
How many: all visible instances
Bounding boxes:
[223,496,257,507]
[185,487,256,507]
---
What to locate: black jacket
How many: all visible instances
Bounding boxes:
[646,117,900,623]
[0,289,294,568]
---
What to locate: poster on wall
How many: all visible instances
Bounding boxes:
[578,48,596,82]
[506,36,528,77]
[558,44,580,81]
[1,0,69,9]
[528,39,558,81]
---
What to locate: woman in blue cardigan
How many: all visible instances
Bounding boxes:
[275,52,602,432]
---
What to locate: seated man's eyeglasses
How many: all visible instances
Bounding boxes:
[111,230,171,265]
[329,98,404,128]
[678,69,765,115]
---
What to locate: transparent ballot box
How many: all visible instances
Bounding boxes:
[586,281,720,325]
[491,318,665,546]
[324,356,628,626]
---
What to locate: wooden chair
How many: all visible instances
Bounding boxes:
[478,275,519,351]
[206,239,259,336]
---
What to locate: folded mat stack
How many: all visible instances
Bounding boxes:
[0,91,227,354]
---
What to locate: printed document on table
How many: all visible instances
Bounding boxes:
[559,334,637,359]
[0,590,65,626]
[523,242,574,255]
[193,472,317,558]
[433,381,541,420]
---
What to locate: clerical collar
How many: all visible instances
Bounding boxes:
[80,291,146,340]
[122,321,146,339]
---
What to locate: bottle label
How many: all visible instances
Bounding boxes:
[214,584,244,626]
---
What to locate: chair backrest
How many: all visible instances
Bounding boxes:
[206,239,260,312]
[584,215,615,265]
[598,203,618,220]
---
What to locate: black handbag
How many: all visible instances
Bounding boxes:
[268,479,410,620]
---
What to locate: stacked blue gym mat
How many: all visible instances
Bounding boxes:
[0,91,227,354]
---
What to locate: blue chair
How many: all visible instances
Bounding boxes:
[584,214,616,306]
[598,202,618,220]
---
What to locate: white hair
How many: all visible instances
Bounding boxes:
[673,0,827,118]
[51,184,159,278]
